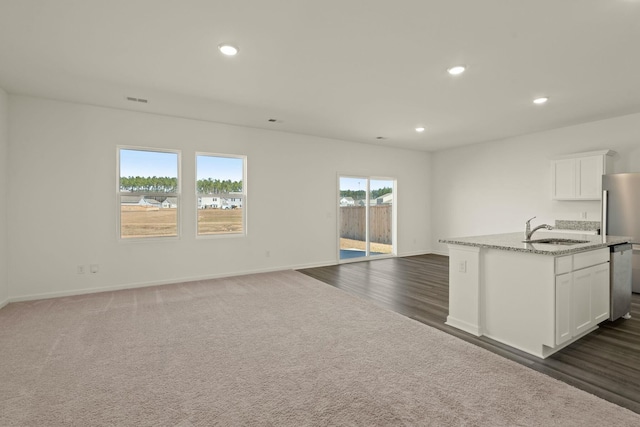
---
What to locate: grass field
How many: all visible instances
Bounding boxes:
[197,209,243,234]
[120,207,243,238]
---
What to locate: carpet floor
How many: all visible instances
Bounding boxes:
[1,270,639,426]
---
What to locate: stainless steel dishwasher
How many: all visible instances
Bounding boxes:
[610,243,632,321]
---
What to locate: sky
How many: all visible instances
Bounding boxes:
[120,149,243,181]
[197,155,243,181]
[120,149,178,178]
[340,177,393,192]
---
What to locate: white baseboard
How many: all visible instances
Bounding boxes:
[398,250,448,257]
[429,249,449,256]
[8,260,340,303]
[6,253,449,304]
[397,250,432,257]
[0,297,8,311]
[445,317,481,336]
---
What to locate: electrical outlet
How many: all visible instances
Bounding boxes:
[265,250,271,258]
[90,264,99,274]
[77,265,85,274]
[458,260,467,273]
[581,212,588,219]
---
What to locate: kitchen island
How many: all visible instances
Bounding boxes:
[439,232,631,358]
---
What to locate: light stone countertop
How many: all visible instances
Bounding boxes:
[439,232,631,256]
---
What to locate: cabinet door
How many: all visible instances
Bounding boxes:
[552,159,576,199]
[572,267,594,335]
[556,273,573,345]
[591,262,610,323]
[576,156,603,199]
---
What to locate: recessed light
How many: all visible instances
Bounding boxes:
[415,127,426,133]
[218,44,239,56]
[447,65,466,75]
[533,97,549,105]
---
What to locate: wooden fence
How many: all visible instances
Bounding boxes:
[340,205,392,244]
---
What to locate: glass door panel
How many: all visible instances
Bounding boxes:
[369,179,394,257]
[339,176,368,260]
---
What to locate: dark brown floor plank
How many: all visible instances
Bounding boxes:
[299,254,640,414]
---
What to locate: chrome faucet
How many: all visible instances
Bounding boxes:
[524,216,554,242]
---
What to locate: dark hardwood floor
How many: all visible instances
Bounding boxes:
[299,254,640,414]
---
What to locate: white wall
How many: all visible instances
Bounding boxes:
[0,88,8,308]
[7,95,431,301]
[431,112,640,254]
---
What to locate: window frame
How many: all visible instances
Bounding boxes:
[195,152,247,238]
[117,146,182,241]
[336,174,396,263]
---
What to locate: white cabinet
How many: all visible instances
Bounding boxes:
[591,263,611,323]
[578,156,604,199]
[572,267,595,335]
[552,159,577,199]
[555,272,572,345]
[447,241,614,359]
[552,150,613,200]
[554,249,610,346]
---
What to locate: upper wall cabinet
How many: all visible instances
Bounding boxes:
[552,150,614,200]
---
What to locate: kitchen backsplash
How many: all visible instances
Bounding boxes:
[555,220,601,231]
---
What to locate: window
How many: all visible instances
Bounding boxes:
[118,147,180,239]
[196,153,246,236]
[338,175,395,261]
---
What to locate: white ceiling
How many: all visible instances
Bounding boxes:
[1,0,639,151]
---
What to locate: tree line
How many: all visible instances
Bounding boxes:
[120,176,242,193]
[340,187,393,200]
[197,178,243,194]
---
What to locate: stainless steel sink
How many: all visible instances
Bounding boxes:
[524,238,590,245]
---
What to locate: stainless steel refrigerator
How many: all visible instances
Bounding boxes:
[602,173,640,294]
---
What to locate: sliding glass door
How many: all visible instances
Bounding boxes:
[338,176,395,261]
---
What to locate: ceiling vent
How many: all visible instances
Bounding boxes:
[126,96,148,104]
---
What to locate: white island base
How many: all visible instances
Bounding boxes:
[446,244,610,359]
